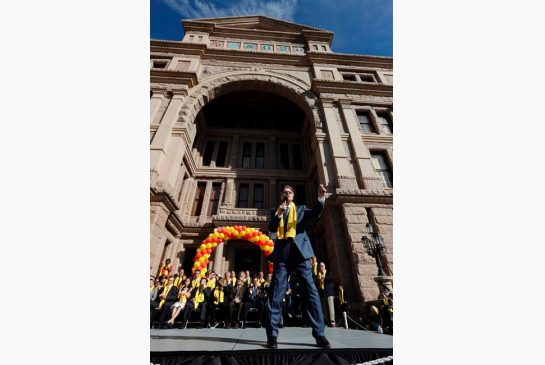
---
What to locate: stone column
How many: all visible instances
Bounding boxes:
[229,135,239,168]
[199,181,213,222]
[213,241,225,274]
[320,100,357,189]
[150,91,186,191]
[150,204,170,276]
[224,178,235,207]
[150,88,166,122]
[313,133,332,190]
[338,100,385,191]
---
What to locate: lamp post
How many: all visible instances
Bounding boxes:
[362,222,392,293]
[362,223,387,276]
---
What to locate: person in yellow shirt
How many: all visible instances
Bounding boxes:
[206,271,217,290]
[210,278,228,328]
[190,270,201,289]
[152,277,179,328]
[181,278,211,328]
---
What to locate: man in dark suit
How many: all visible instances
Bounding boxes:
[264,184,330,349]
[228,278,247,328]
[155,276,179,328]
[242,277,265,328]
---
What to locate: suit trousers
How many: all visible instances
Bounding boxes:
[265,238,325,338]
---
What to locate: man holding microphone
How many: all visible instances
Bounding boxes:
[264,184,330,349]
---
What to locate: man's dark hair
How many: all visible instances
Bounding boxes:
[281,185,295,193]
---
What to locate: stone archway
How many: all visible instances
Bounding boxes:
[177,71,324,133]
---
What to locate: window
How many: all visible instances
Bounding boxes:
[279,143,290,169]
[313,45,319,50]
[202,141,215,166]
[207,183,221,216]
[292,145,303,170]
[356,111,376,134]
[342,73,357,81]
[237,141,267,169]
[321,45,327,51]
[237,182,267,208]
[191,182,206,216]
[359,74,376,82]
[152,60,168,69]
[371,153,392,188]
[201,140,229,167]
[278,142,303,170]
[376,112,393,135]
[237,184,249,208]
[241,142,252,168]
[216,141,228,167]
[254,184,264,208]
[255,143,264,169]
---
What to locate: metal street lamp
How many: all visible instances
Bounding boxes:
[362,223,387,277]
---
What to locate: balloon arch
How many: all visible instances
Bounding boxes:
[192,225,275,277]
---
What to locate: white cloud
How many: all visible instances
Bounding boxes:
[162,0,298,21]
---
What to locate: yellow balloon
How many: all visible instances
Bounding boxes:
[199,257,205,263]
[206,243,212,249]
[200,244,206,250]
[193,262,200,267]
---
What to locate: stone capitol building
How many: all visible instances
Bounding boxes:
[150,16,393,310]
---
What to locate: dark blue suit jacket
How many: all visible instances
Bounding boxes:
[268,199,324,262]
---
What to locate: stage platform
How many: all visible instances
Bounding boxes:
[150,327,393,365]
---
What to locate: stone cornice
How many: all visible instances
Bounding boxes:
[150,40,391,71]
[308,52,392,69]
[150,187,181,213]
[151,40,206,56]
[327,190,393,205]
[150,69,198,88]
[202,48,308,66]
[312,79,393,97]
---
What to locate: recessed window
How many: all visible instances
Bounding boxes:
[153,60,168,69]
[241,142,252,168]
[207,183,221,216]
[237,141,267,169]
[202,141,215,166]
[216,142,228,167]
[376,112,393,135]
[237,184,249,208]
[201,140,229,167]
[278,142,303,170]
[371,153,393,188]
[254,184,264,208]
[255,143,264,169]
[321,45,327,51]
[191,182,206,216]
[237,182,267,208]
[356,111,376,134]
[342,73,357,81]
[359,74,376,82]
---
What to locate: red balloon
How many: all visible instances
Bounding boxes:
[207,248,212,254]
[195,252,202,258]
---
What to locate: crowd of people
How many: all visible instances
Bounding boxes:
[150,257,383,331]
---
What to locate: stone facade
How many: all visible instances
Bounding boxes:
[150,16,393,309]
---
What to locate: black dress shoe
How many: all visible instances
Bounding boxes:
[315,336,331,349]
[266,336,278,349]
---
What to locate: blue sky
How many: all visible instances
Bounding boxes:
[151,0,392,57]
